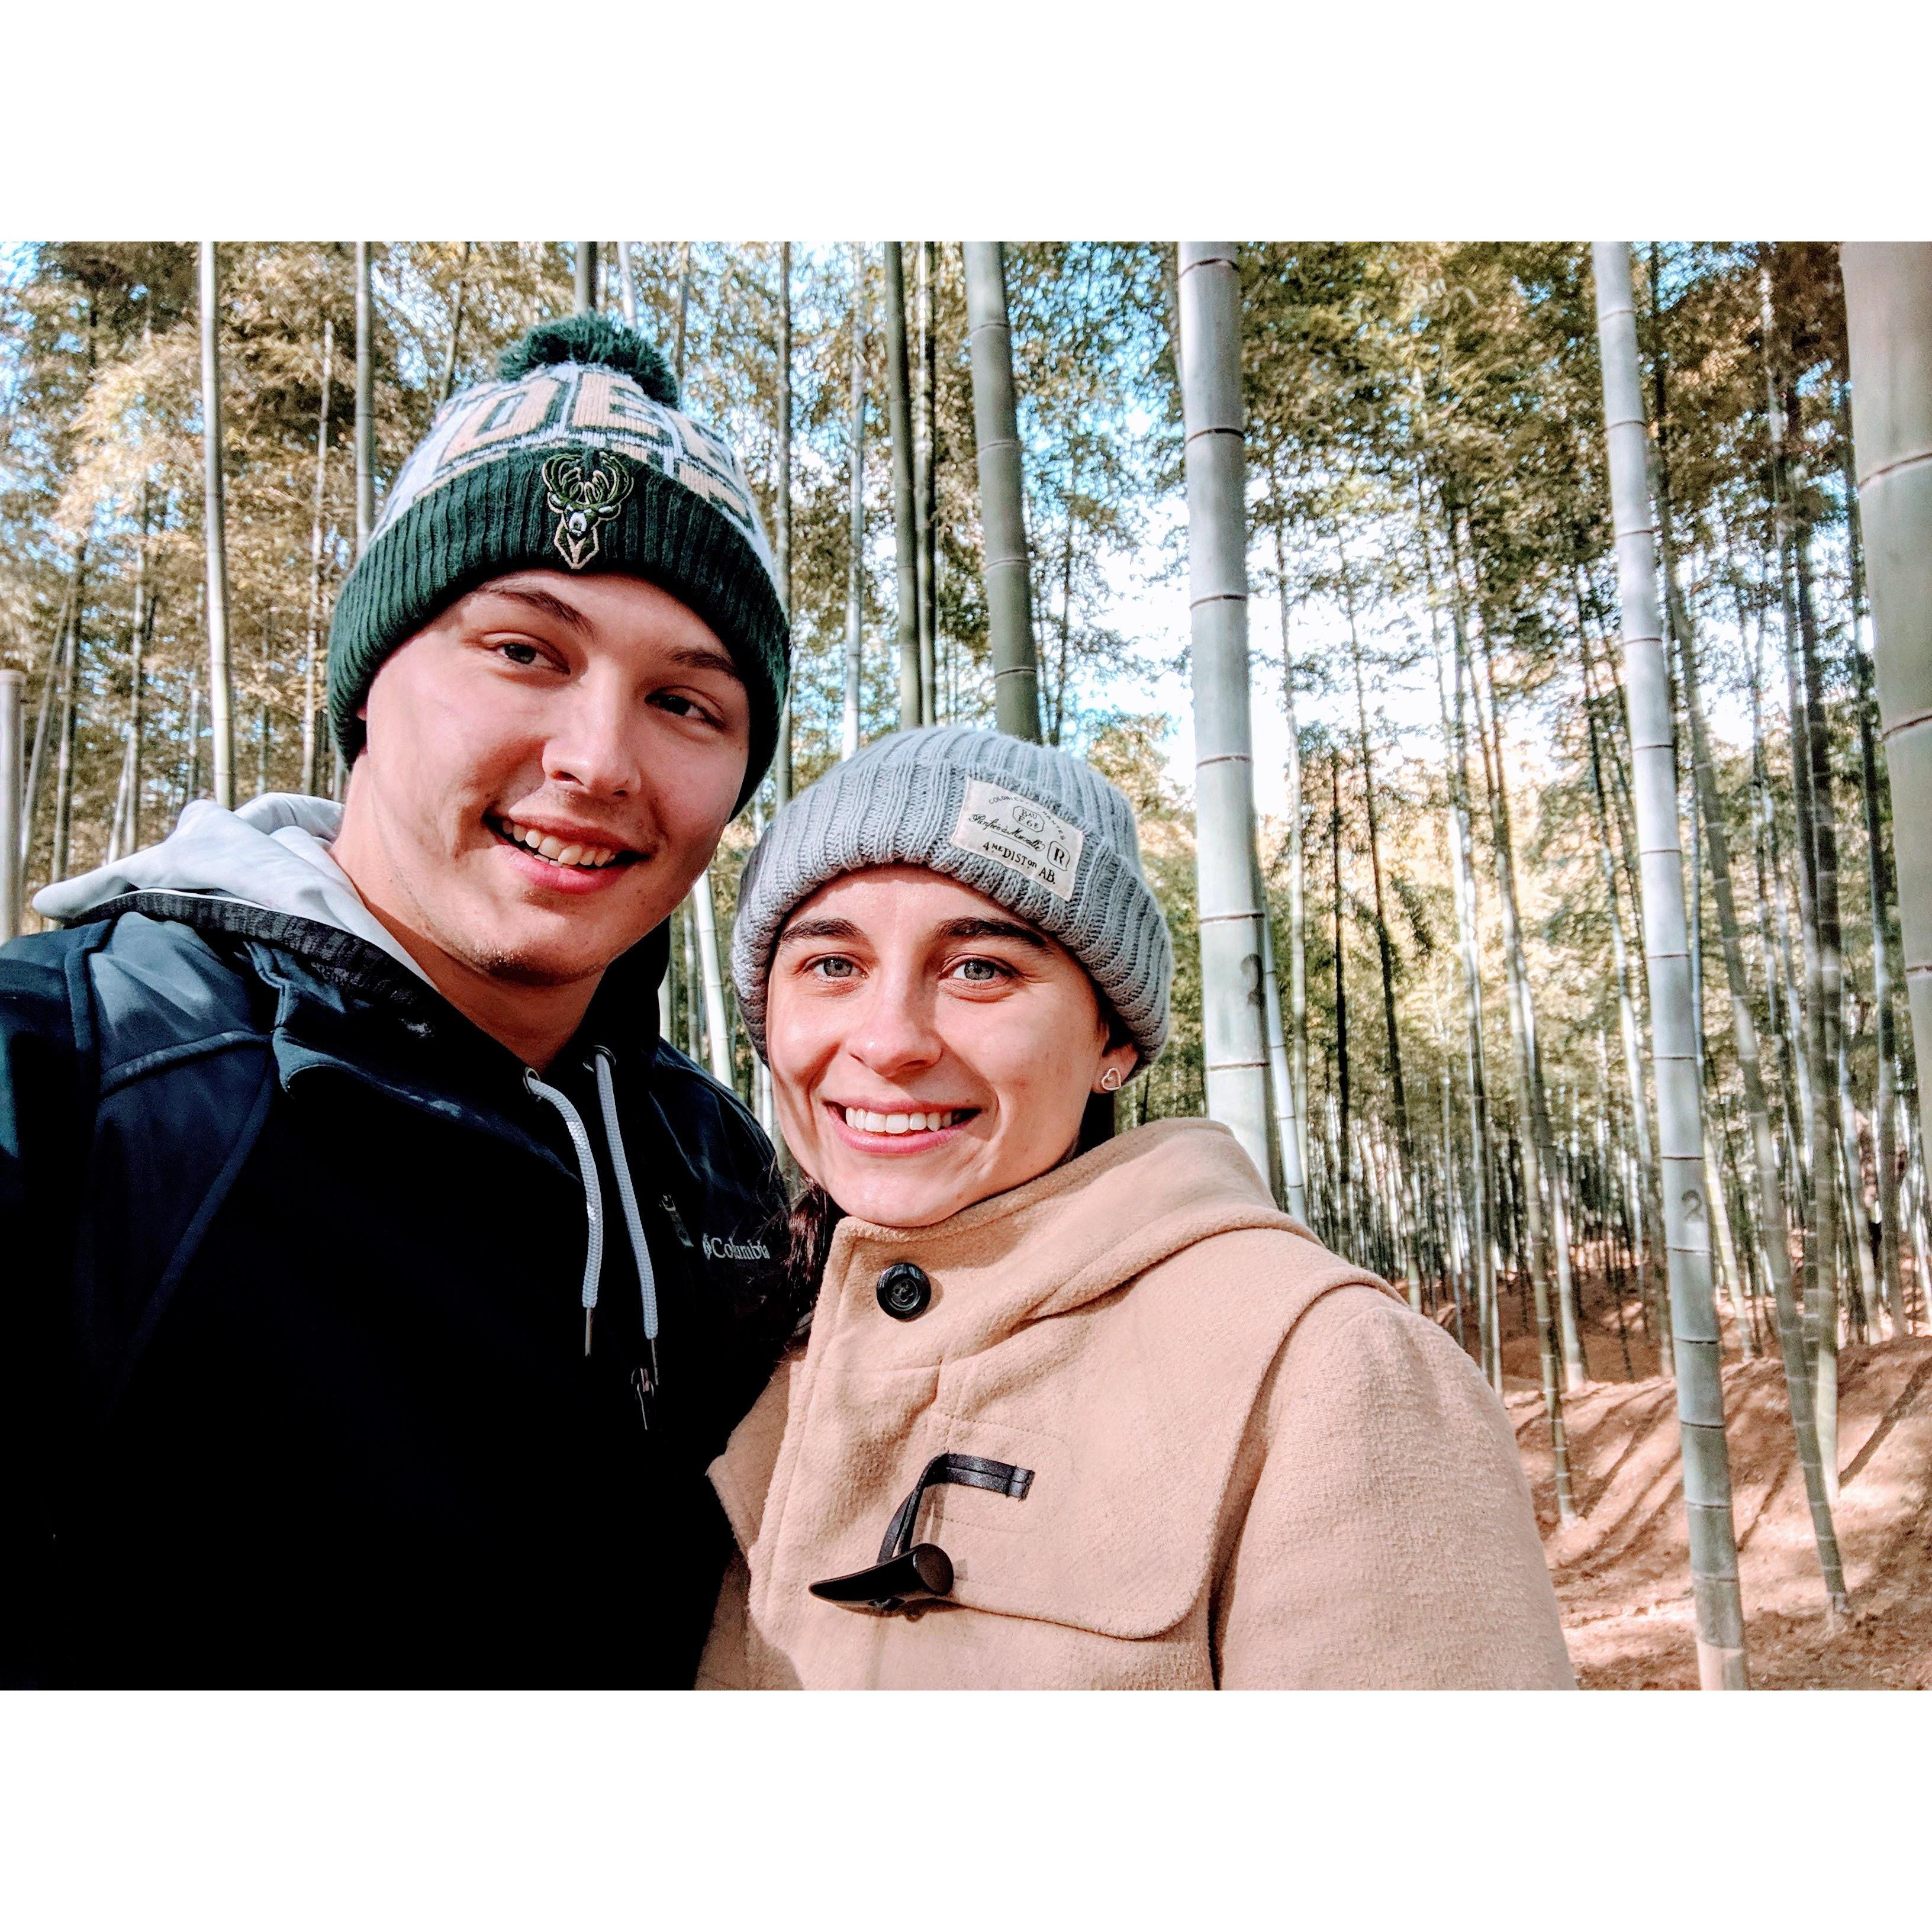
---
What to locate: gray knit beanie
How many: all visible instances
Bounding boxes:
[733,726,1172,1065]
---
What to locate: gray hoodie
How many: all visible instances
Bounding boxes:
[34,793,431,984]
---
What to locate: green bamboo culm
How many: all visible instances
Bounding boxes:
[1841,244,1932,1230]
[1177,243,1275,1195]
[963,243,1041,741]
[1593,240,1750,1690]
[199,240,236,813]
[884,243,923,732]
[1677,534,1849,1616]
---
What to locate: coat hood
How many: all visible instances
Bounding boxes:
[35,794,430,983]
[820,1115,1313,1338]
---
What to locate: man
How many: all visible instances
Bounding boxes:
[0,314,794,1686]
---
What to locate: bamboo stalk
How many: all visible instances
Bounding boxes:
[1838,244,1932,1319]
[51,568,86,873]
[916,241,938,727]
[963,242,1040,740]
[1345,572,1422,1310]
[691,867,733,1090]
[21,576,73,869]
[1178,243,1273,1189]
[355,243,376,558]
[1275,547,1311,1194]
[438,243,472,404]
[616,242,637,329]
[883,243,922,732]
[773,242,793,812]
[0,669,22,938]
[1595,240,1749,1688]
[1329,764,1350,1247]
[1469,610,1576,1512]
[199,241,236,812]
[842,244,867,761]
[675,243,691,387]
[1261,888,1308,1219]
[1437,599,1500,1387]
[301,319,334,797]
[110,485,150,861]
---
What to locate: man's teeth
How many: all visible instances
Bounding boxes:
[500,819,621,868]
[841,1107,965,1135]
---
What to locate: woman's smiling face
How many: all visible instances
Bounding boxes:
[765,866,1140,1229]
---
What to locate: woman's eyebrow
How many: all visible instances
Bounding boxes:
[778,916,863,944]
[939,917,1048,950]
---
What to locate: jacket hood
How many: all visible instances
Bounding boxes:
[36,794,432,983]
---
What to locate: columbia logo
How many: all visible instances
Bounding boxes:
[702,1233,772,1263]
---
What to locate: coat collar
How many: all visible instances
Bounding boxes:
[812,1118,1308,1364]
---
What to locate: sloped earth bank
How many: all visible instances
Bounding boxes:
[1509,1336,1932,1687]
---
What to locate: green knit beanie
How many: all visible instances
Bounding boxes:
[326,313,789,811]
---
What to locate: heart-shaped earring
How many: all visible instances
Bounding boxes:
[1100,1068,1123,1093]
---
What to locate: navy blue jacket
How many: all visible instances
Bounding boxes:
[0,896,791,1686]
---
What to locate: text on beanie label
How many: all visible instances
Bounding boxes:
[949,778,1086,903]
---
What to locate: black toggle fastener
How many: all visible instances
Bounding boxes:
[807,1543,955,1612]
[809,1452,1035,1616]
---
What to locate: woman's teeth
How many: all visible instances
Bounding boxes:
[498,818,622,869]
[842,1107,964,1135]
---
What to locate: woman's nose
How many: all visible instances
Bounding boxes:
[846,981,944,1078]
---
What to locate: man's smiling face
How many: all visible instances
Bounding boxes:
[336,569,750,993]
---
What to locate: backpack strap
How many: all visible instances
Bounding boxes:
[0,917,276,1684]
[0,925,112,1685]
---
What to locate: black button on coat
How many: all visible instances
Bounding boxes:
[875,1263,932,1320]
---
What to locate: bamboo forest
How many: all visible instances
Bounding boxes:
[4,237,1931,1692]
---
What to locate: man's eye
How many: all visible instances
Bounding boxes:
[653,692,721,727]
[498,641,541,666]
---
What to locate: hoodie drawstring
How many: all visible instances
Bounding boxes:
[593,1045,661,1395]
[524,1068,605,1357]
[524,1055,661,1399]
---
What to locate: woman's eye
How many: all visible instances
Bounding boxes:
[953,957,1009,984]
[499,641,541,666]
[809,957,858,980]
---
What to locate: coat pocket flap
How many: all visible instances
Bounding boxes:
[919,1248,1389,1642]
[922,1427,1223,1640]
[922,1389,1247,1643]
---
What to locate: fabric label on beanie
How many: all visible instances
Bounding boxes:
[950,779,1086,902]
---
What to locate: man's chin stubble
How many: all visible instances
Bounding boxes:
[453,935,633,989]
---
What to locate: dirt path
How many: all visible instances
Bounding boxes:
[1509,1337,1932,1688]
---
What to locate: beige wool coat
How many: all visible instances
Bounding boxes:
[698,1119,1575,1690]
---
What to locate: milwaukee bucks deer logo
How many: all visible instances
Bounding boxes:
[541,450,635,569]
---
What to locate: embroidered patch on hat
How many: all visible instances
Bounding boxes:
[375,363,777,584]
[949,777,1086,902]
[541,450,635,568]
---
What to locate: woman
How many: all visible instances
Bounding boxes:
[700,727,1573,1689]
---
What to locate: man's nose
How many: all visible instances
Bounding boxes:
[542,674,644,797]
